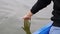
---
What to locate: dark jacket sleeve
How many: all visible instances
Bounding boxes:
[31,0,51,14]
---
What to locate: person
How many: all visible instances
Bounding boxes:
[23,0,60,34]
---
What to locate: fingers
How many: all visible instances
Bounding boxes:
[22,15,31,20]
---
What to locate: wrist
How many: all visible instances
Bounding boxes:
[27,11,33,17]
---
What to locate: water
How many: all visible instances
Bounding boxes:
[0,17,51,34]
[0,0,53,34]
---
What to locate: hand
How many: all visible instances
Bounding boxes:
[23,15,31,20]
[22,11,33,20]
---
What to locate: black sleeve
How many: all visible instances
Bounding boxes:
[31,0,51,14]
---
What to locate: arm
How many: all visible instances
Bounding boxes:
[31,0,51,14]
[23,0,51,20]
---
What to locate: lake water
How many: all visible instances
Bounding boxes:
[0,0,53,34]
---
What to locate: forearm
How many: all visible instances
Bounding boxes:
[31,0,51,14]
[23,0,51,20]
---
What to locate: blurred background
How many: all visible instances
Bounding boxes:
[0,0,53,34]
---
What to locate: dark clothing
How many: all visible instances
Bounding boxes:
[31,0,60,27]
